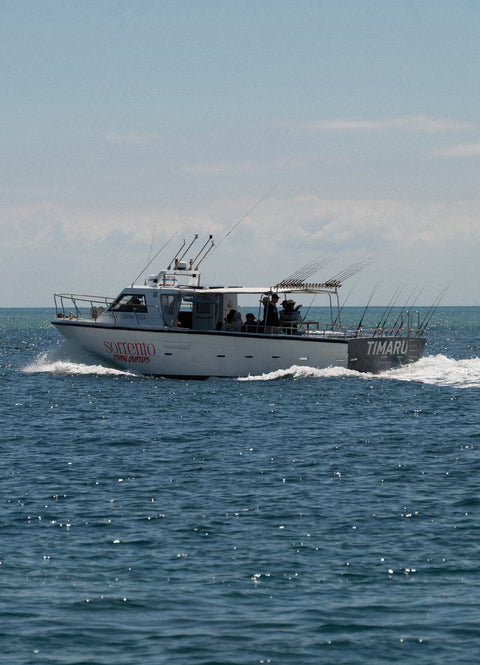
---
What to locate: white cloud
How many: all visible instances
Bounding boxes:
[0,201,222,250]
[0,203,65,248]
[3,196,478,256]
[4,195,479,249]
[432,142,480,157]
[299,116,476,132]
[2,195,480,305]
[241,196,479,249]
[191,195,480,304]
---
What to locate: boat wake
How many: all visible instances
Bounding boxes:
[382,354,480,388]
[23,343,138,378]
[239,355,480,388]
[238,365,356,382]
[24,345,480,387]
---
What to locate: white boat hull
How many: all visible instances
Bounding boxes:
[53,320,349,377]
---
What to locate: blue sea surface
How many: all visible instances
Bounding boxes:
[1,307,480,664]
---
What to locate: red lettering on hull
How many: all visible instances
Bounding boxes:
[104,340,156,364]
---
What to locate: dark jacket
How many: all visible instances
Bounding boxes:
[264,301,279,327]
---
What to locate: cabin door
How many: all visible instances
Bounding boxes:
[192,296,220,330]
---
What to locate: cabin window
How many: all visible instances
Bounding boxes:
[109,294,147,313]
[161,294,181,327]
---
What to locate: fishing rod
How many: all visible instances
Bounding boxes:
[275,257,334,288]
[300,293,318,324]
[356,283,380,332]
[214,178,285,252]
[418,286,448,333]
[131,225,184,287]
[327,261,373,327]
[409,286,424,309]
[325,259,373,287]
[392,286,423,337]
[390,285,423,333]
[374,285,404,334]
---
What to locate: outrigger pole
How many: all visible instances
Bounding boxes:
[166,234,214,270]
[177,235,199,264]
[193,235,214,269]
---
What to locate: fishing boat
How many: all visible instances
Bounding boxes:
[52,235,428,378]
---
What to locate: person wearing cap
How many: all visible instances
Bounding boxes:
[244,312,258,333]
[280,299,302,334]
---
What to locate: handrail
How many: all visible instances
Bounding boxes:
[53,293,425,338]
[54,292,165,327]
[54,293,114,320]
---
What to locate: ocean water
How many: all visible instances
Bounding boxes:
[1,306,480,665]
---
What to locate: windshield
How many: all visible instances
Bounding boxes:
[109,294,147,313]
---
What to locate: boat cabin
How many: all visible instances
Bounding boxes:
[95,274,240,333]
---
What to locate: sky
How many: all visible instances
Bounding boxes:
[1,0,480,306]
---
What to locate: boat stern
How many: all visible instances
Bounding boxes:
[347,336,426,373]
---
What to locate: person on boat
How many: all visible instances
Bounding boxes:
[233,310,243,330]
[263,293,280,333]
[280,299,302,334]
[127,295,141,308]
[224,309,243,331]
[121,295,147,312]
[244,312,258,333]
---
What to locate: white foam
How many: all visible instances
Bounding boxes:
[24,346,480,387]
[240,356,480,388]
[23,344,138,378]
[379,354,480,388]
[238,364,357,381]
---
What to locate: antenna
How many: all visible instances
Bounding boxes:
[131,225,183,287]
